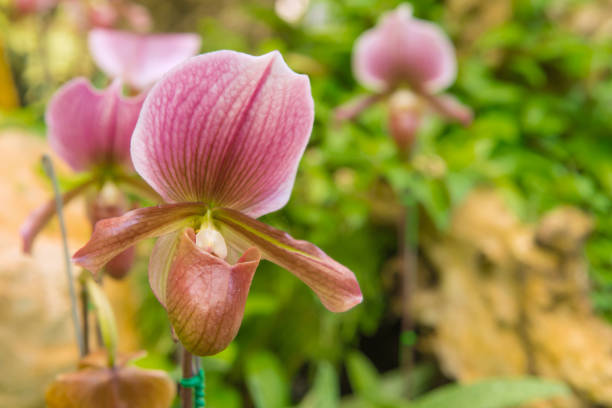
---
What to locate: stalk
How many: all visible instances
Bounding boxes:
[42,155,85,357]
[181,346,194,408]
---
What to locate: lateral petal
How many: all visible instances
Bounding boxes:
[21,179,94,254]
[166,229,260,356]
[214,208,363,313]
[88,29,201,90]
[46,78,144,172]
[72,203,206,274]
[131,50,314,218]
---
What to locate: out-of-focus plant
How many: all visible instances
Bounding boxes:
[335,3,471,154]
[20,77,147,277]
[20,28,200,278]
[87,28,201,91]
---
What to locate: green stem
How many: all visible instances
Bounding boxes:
[41,155,85,357]
[399,195,418,397]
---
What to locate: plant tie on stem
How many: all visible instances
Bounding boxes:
[180,368,205,408]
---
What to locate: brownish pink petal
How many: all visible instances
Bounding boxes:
[21,179,94,254]
[166,229,260,356]
[214,208,363,313]
[73,203,206,274]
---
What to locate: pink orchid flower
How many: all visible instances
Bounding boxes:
[88,29,201,91]
[14,0,58,14]
[336,4,472,148]
[21,78,150,278]
[73,50,363,356]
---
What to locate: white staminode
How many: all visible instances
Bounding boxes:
[195,224,228,259]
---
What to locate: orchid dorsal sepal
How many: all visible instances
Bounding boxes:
[81,271,118,368]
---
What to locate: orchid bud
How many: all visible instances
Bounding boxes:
[45,351,175,408]
[388,90,425,153]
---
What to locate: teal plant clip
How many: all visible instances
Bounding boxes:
[180,368,206,408]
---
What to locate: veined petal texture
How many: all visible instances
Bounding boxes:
[131,50,314,218]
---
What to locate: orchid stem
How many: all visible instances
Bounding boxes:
[181,345,194,408]
[399,195,418,397]
[80,285,90,355]
[41,155,85,357]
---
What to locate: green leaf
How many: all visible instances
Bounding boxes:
[410,377,570,408]
[245,351,290,408]
[299,361,339,408]
[346,351,381,399]
[84,275,118,367]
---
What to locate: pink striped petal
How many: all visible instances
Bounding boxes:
[73,203,207,273]
[46,78,145,172]
[88,29,201,90]
[131,50,314,218]
[166,229,260,356]
[353,4,456,93]
[214,208,362,312]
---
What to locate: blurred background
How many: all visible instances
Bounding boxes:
[2,0,612,407]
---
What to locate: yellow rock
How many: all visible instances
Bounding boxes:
[414,189,612,407]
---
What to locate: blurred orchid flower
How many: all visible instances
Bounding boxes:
[88,29,201,91]
[63,0,152,32]
[14,0,58,14]
[73,50,363,356]
[20,78,151,278]
[353,4,456,95]
[336,3,472,150]
[46,351,175,408]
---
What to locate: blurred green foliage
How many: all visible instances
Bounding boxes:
[3,0,611,406]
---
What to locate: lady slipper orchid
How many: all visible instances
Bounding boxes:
[20,78,150,278]
[88,29,201,91]
[73,50,363,356]
[336,3,472,145]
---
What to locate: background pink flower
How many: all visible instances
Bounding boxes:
[88,29,201,90]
